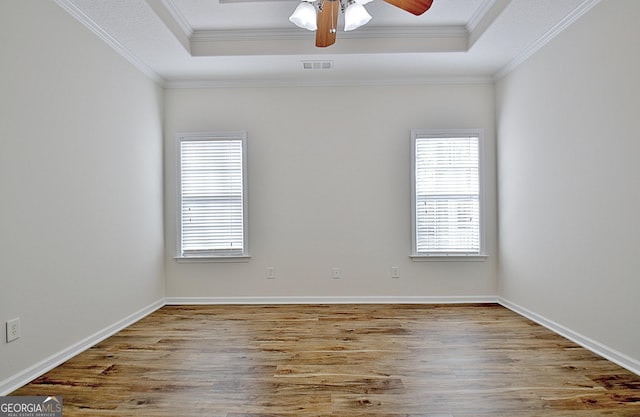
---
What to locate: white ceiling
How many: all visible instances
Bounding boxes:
[54,0,599,86]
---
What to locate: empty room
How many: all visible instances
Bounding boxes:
[1,0,639,416]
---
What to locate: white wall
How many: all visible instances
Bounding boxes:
[3,0,637,394]
[0,1,165,388]
[496,0,640,367]
[164,84,497,299]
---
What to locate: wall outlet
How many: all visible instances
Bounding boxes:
[6,318,20,343]
[266,266,275,279]
[332,267,341,279]
[391,266,400,279]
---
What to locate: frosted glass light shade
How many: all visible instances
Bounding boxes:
[344,3,371,31]
[289,2,317,31]
[355,0,374,5]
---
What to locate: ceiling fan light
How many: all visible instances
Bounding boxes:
[355,0,374,5]
[344,3,371,31]
[289,2,318,31]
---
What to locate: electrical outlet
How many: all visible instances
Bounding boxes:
[332,267,341,279]
[266,266,275,279]
[391,266,400,279]
[6,318,20,343]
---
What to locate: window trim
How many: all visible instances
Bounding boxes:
[410,128,486,261]
[175,131,250,263]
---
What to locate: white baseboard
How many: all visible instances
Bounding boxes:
[0,299,165,395]
[499,297,640,377]
[164,295,499,305]
[4,295,637,395]
[1,295,495,395]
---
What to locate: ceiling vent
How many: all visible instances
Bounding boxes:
[302,60,333,70]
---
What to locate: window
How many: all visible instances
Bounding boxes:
[177,132,248,260]
[411,129,484,258]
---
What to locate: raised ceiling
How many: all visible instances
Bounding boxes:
[54,0,599,86]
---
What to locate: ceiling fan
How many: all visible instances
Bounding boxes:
[289,0,434,47]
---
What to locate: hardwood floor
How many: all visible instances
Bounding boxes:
[11,304,640,416]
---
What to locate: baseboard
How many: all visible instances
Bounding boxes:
[499,297,640,377]
[164,295,499,305]
[0,299,165,395]
[0,295,494,394]
[6,295,636,395]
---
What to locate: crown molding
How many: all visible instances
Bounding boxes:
[467,0,498,33]
[192,25,467,42]
[467,0,511,49]
[53,0,166,86]
[55,0,602,93]
[158,0,193,38]
[190,25,469,57]
[164,75,495,89]
[494,0,602,80]
[145,0,193,54]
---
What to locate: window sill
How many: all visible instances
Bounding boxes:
[410,254,487,262]
[174,255,251,263]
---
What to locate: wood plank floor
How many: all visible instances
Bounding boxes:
[11,304,640,416]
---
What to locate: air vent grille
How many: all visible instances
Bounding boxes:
[302,60,333,70]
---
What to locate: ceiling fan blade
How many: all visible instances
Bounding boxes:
[383,0,433,16]
[316,0,339,47]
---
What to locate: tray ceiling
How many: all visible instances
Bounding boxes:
[54,0,600,86]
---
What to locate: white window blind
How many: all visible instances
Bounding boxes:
[412,130,483,256]
[178,133,247,258]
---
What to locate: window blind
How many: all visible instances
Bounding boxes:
[414,134,480,255]
[179,136,246,257]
